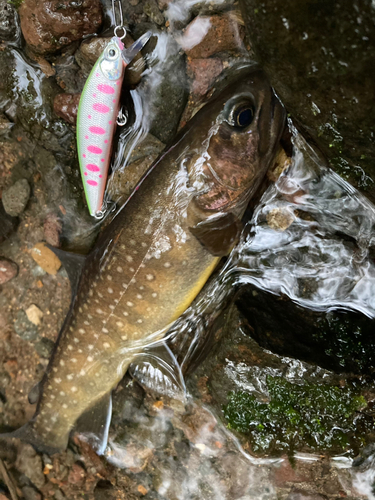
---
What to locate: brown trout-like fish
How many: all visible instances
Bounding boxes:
[4,66,285,453]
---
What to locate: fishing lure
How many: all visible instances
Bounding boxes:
[77,0,151,218]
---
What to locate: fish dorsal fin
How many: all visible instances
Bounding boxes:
[74,392,112,456]
[129,342,186,401]
[189,212,243,257]
[46,245,86,297]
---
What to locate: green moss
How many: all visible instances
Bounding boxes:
[7,0,23,8]
[223,376,370,455]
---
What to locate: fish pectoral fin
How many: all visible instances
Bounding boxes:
[189,212,243,256]
[28,380,43,405]
[46,245,86,298]
[74,392,112,456]
[0,421,65,455]
[129,342,186,401]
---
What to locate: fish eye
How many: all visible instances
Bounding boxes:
[226,99,255,129]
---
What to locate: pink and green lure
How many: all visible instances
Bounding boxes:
[77,33,151,217]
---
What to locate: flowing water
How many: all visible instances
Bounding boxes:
[1,0,375,498]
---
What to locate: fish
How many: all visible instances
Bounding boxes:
[77,32,151,218]
[3,65,285,454]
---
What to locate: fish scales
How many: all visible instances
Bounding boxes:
[3,67,286,453]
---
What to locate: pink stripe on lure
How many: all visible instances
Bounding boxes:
[76,37,126,217]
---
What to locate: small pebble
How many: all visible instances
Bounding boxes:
[266,208,295,232]
[2,178,31,216]
[26,304,43,326]
[14,310,38,341]
[30,242,61,275]
[34,337,55,359]
[22,486,42,500]
[0,257,18,284]
[43,213,62,247]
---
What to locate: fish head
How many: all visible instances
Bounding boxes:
[99,37,125,81]
[187,66,286,217]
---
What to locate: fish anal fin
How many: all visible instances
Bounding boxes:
[28,380,43,405]
[46,245,86,297]
[129,342,186,401]
[74,393,112,456]
[189,212,242,257]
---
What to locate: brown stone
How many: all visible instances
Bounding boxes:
[19,0,103,55]
[0,258,17,284]
[187,58,223,96]
[68,463,85,486]
[53,93,81,126]
[43,213,62,247]
[30,242,61,275]
[182,14,245,59]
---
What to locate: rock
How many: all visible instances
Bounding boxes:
[16,443,45,489]
[22,486,42,500]
[53,93,80,125]
[19,0,103,55]
[187,58,223,96]
[75,35,144,86]
[30,242,61,275]
[0,258,18,284]
[239,0,375,203]
[25,304,43,326]
[182,14,245,59]
[14,310,38,341]
[2,179,31,217]
[68,463,85,486]
[287,492,328,500]
[34,337,55,359]
[43,213,62,248]
[0,0,18,41]
[143,0,165,26]
[0,371,11,388]
[266,207,295,231]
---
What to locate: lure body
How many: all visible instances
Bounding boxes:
[77,37,125,217]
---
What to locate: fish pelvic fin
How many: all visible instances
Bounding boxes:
[0,421,69,455]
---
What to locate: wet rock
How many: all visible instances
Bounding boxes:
[68,463,85,486]
[182,14,245,59]
[0,258,18,284]
[287,492,328,500]
[25,304,43,327]
[0,0,18,41]
[2,179,31,217]
[239,0,375,203]
[148,52,188,143]
[143,0,165,26]
[22,486,42,500]
[43,213,62,248]
[53,93,80,126]
[30,242,61,275]
[19,0,103,55]
[266,207,295,231]
[34,337,55,359]
[187,58,223,96]
[14,310,38,342]
[75,35,144,86]
[16,443,45,489]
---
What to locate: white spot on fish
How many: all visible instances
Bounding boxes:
[80,369,86,376]
[67,345,73,350]
[54,378,62,384]
[74,338,79,343]
[123,311,129,317]
[103,342,110,349]
[67,374,74,380]
[146,274,155,281]
[108,288,113,294]
[79,307,83,313]
[126,255,133,262]
[53,367,58,372]
[152,292,158,298]
[46,403,52,408]
[84,321,90,326]
[130,239,136,245]
[109,305,115,310]
[141,242,147,248]
[121,335,127,340]
[62,404,68,409]
[126,301,134,307]
[87,356,93,362]
[60,360,65,366]
[102,327,109,333]
[107,275,112,281]
[96,308,104,314]
[71,386,78,393]
[117,266,123,273]
[60,391,65,396]
[79,328,85,334]
[71,358,77,363]
[136,294,143,300]
[137,319,143,324]
[88,345,94,350]
[129,267,135,272]
[116,321,124,327]
[164,262,171,268]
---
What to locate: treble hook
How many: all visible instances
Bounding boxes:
[111,0,126,40]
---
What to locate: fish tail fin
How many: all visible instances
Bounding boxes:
[0,421,67,455]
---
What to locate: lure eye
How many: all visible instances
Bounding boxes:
[225,97,255,129]
[106,47,118,60]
